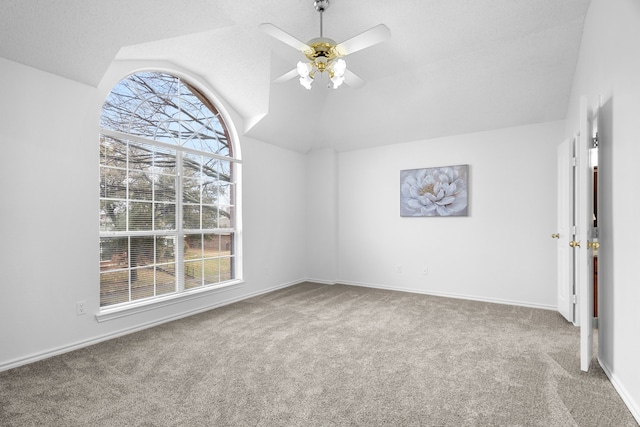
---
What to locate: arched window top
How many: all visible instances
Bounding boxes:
[101,71,232,158]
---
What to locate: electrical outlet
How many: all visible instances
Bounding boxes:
[422,267,429,276]
[396,265,402,273]
[76,301,87,316]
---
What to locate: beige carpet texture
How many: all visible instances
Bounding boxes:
[0,282,637,426]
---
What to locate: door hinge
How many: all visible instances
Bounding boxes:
[572,295,578,304]
[592,132,599,148]
[571,156,577,167]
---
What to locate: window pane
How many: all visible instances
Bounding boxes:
[203,258,220,284]
[129,171,152,201]
[156,263,176,296]
[184,260,202,289]
[202,121,230,157]
[181,136,203,152]
[216,159,232,183]
[201,176,218,205]
[154,203,176,230]
[203,234,221,254]
[130,267,155,301]
[102,72,182,143]
[100,237,129,270]
[156,235,176,296]
[129,202,153,231]
[155,104,182,145]
[220,257,233,282]
[156,236,175,262]
[154,146,177,169]
[129,142,154,171]
[179,88,227,155]
[183,204,201,230]
[100,270,130,307]
[183,153,204,180]
[217,183,233,206]
[183,177,201,204]
[155,173,176,202]
[219,206,233,229]
[223,233,234,254]
[202,205,218,229]
[130,236,155,268]
[100,167,127,199]
[100,200,127,232]
[100,136,127,168]
[184,234,203,260]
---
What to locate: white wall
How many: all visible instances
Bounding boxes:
[0,57,99,366]
[565,0,640,420]
[306,148,339,283]
[338,121,564,308]
[241,136,308,287]
[0,57,308,370]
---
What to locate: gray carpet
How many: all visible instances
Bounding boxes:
[0,282,637,426]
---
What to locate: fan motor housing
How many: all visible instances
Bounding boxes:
[305,37,339,61]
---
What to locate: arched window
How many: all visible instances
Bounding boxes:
[99,71,239,308]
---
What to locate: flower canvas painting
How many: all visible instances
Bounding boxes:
[400,165,468,217]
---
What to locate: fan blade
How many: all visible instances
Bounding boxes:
[273,68,299,84]
[259,23,311,53]
[344,69,365,88]
[335,24,391,56]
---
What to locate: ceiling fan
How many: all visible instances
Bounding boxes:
[260,0,390,90]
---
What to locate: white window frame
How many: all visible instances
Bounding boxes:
[97,71,243,321]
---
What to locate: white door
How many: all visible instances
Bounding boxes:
[577,96,595,372]
[556,137,574,323]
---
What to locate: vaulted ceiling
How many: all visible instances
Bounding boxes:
[0,0,591,152]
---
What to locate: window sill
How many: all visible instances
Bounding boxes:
[95,280,244,323]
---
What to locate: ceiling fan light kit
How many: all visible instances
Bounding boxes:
[260,0,390,90]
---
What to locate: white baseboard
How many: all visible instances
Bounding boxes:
[0,279,305,373]
[598,356,640,425]
[303,278,338,285]
[338,280,557,311]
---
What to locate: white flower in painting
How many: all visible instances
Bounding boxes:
[401,166,468,216]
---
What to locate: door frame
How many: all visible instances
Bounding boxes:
[577,96,595,372]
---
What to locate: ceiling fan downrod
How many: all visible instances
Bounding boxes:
[314,0,329,38]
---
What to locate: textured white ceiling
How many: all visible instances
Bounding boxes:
[0,0,592,152]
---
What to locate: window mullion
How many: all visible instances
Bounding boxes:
[126,140,130,233]
[176,151,185,292]
[127,237,132,302]
[151,146,157,297]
